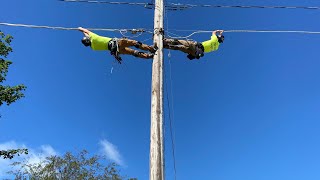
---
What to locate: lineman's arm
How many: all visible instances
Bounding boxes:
[78,27,91,37]
[212,30,224,36]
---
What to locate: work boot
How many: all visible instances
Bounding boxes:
[146,54,154,59]
[133,50,142,57]
[149,43,158,53]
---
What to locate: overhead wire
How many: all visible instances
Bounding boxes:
[225,30,320,34]
[166,29,320,39]
[168,3,320,10]
[60,0,148,6]
[0,22,112,31]
[1,22,319,38]
[60,0,320,11]
[0,22,153,33]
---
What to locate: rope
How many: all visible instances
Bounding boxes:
[164,53,177,180]
[119,29,144,38]
[164,2,177,179]
[60,0,320,11]
[0,22,152,33]
[167,29,320,39]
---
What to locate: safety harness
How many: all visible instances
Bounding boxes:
[108,38,122,64]
[187,42,205,60]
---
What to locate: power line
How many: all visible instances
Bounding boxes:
[168,3,320,10]
[0,22,79,31]
[225,30,320,34]
[60,0,178,10]
[167,29,320,39]
[1,22,320,39]
[0,22,153,33]
[60,0,147,6]
[60,0,320,11]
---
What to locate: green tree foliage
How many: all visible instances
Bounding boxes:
[0,30,26,106]
[0,31,28,160]
[0,149,28,159]
[9,150,137,180]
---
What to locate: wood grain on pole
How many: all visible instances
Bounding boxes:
[150,0,164,179]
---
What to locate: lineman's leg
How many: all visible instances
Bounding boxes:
[119,47,154,59]
[163,38,192,46]
[118,38,137,46]
[177,39,194,47]
[163,39,195,55]
[163,38,178,46]
[119,39,157,53]
[180,40,197,56]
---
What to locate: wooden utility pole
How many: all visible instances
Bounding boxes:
[150,0,164,179]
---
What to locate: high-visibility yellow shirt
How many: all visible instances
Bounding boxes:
[201,35,220,53]
[89,32,112,51]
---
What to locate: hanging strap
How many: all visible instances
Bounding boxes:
[108,38,122,64]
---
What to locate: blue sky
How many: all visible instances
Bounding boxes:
[1,0,320,179]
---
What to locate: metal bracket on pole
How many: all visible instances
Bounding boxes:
[154,28,164,35]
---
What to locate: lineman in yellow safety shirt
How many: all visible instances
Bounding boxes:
[78,27,157,63]
[163,30,224,60]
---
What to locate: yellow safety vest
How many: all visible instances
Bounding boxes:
[201,35,220,53]
[89,32,112,51]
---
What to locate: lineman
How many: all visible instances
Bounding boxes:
[78,27,157,63]
[163,30,224,60]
